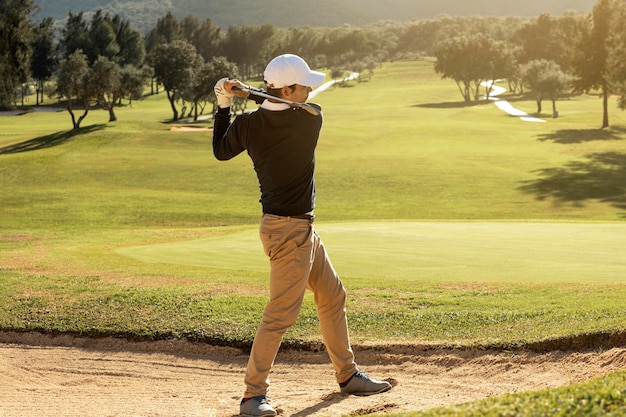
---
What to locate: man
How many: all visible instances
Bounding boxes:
[213,54,391,417]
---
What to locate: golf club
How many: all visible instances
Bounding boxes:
[232,86,321,116]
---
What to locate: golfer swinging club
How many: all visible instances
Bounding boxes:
[213,54,392,416]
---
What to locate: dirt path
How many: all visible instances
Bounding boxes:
[1,332,625,417]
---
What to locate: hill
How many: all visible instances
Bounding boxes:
[33,0,597,33]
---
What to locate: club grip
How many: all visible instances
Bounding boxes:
[233,85,264,94]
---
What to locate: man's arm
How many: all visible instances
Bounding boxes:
[212,78,247,160]
[212,107,242,160]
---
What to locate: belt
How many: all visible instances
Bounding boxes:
[290,213,315,222]
[264,212,315,223]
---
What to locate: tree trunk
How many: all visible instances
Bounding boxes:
[455,80,470,103]
[536,96,542,114]
[602,82,609,128]
[67,108,77,129]
[108,106,117,122]
[36,79,41,106]
[484,80,493,100]
[75,109,89,129]
[167,89,178,121]
[473,82,481,101]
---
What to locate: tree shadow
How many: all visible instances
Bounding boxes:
[0,124,106,155]
[333,81,359,89]
[414,101,486,109]
[518,151,626,214]
[504,92,578,103]
[536,126,626,144]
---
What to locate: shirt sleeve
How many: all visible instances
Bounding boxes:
[212,107,245,161]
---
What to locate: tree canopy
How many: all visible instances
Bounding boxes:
[0,0,35,109]
[3,0,626,128]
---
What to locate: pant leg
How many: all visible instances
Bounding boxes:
[307,229,358,383]
[243,214,315,398]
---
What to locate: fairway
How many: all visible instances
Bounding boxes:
[117,221,626,283]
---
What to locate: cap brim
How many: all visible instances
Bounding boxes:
[300,70,326,88]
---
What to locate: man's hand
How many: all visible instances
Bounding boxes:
[214,78,250,109]
[214,77,234,109]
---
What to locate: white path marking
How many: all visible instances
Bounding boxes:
[482,80,545,123]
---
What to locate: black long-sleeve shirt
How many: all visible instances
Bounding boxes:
[212,103,323,216]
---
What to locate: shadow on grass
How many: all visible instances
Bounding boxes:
[0,124,106,155]
[519,151,626,214]
[414,100,486,109]
[536,126,626,144]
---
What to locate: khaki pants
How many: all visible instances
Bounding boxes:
[244,214,358,398]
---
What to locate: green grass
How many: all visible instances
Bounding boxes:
[117,222,626,283]
[385,370,626,417]
[1,60,626,416]
[3,62,626,230]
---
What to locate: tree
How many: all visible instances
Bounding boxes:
[274,26,323,62]
[521,59,571,116]
[434,34,476,103]
[56,50,94,129]
[60,11,144,67]
[571,0,615,128]
[319,27,371,68]
[150,39,200,121]
[144,11,181,95]
[607,1,626,111]
[554,12,587,73]
[483,42,518,99]
[110,16,145,67]
[180,15,222,62]
[59,11,89,59]
[181,56,239,120]
[513,13,584,72]
[434,33,506,102]
[89,55,122,122]
[396,19,443,57]
[541,68,573,118]
[144,11,181,55]
[0,0,34,109]
[222,24,276,79]
[30,17,57,105]
[85,10,120,64]
[119,64,148,106]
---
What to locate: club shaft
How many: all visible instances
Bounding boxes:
[232,86,320,116]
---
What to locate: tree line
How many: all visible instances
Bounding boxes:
[2,0,626,128]
[433,0,626,128]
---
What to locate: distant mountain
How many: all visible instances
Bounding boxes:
[33,0,597,33]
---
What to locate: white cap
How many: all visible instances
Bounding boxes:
[264,54,326,89]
